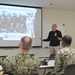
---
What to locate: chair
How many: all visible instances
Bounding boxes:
[41,54,55,75]
[0,55,8,58]
[49,54,56,60]
[3,72,14,75]
[29,54,35,57]
[26,73,38,75]
[44,54,56,62]
[3,72,38,75]
[64,64,75,75]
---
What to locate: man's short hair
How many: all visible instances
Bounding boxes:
[53,24,57,27]
[62,35,72,46]
[21,36,32,50]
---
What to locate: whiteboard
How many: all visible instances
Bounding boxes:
[42,23,65,48]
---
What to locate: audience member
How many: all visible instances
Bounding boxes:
[51,35,75,75]
[0,36,40,75]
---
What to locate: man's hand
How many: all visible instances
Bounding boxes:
[57,37,62,41]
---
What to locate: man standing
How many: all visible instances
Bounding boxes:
[40,24,62,54]
[0,36,40,75]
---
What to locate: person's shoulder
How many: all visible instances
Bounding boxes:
[49,31,53,33]
[31,55,39,60]
[59,47,74,54]
[3,55,16,64]
[31,55,40,65]
[6,53,22,60]
[57,48,65,55]
[56,48,65,59]
[57,50,62,55]
[5,55,16,61]
[59,47,68,52]
[56,30,61,32]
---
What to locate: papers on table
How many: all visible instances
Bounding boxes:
[40,60,55,68]
[47,60,55,66]
[0,65,2,70]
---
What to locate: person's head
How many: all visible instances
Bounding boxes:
[52,24,57,31]
[62,35,72,47]
[19,36,32,53]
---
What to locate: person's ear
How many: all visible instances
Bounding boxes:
[19,43,21,48]
[62,41,66,47]
[30,45,32,49]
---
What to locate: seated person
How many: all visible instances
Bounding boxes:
[51,35,75,75]
[0,36,40,75]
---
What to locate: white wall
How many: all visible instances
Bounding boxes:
[0,48,50,57]
[42,8,75,48]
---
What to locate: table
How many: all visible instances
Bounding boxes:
[40,60,55,75]
[0,65,2,71]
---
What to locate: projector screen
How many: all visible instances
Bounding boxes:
[0,4,42,47]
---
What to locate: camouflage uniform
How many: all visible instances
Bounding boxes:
[52,46,75,75]
[0,53,40,75]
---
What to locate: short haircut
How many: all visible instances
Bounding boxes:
[53,24,57,27]
[62,35,72,46]
[21,36,32,50]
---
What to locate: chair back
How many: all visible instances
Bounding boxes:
[3,72,38,75]
[49,54,56,60]
[27,74,38,75]
[64,64,75,75]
